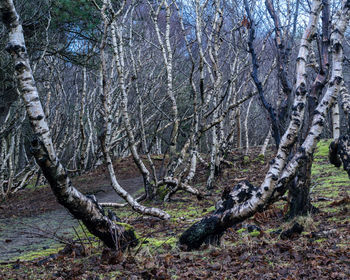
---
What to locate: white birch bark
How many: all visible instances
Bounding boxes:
[79,66,88,171]
[99,1,169,219]
[276,0,350,189]
[180,0,326,249]
[259,128,272,156]
[148,0,179,161]
[332,101,340,140]
[109,6,154,198]
[1,0,137,250]
[244,98,254,155]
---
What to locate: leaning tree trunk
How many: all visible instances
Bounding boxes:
[110,16,155,200]
[287,0,330,219]
[1,0,137,250]
[180,0,350,250]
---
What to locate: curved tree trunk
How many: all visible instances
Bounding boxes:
[180,0,350,250]
[1,0,137,250]
[287,0,330,219]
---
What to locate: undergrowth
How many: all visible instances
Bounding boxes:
[1,140,349,279]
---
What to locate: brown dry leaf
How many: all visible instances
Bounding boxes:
[209,249,221,257]
[330,196,350,206]
[163,254,173,267]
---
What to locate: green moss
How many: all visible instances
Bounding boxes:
[254,154,265,163]
[257,154,265,160]
[237,228,246,234]
[115,222,134,231]
[249,230,260,237]
[151,155,164,160]
[323,207,340,213]
[315,139,332,158]
[243,156,250,164]
[139,236,177,253]
[265,228,277,234]
[146,237,176,247]
[167,204,201,220]
[336,243,348,248]
[26,184,46,190]
[314,238,327,243]
[311,139,349,204]
[16,246,63,261]
[156,184,168,201]
[206,206,216,212]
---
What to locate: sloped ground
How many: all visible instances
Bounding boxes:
[0,159,145,262]
[0,140,349,279]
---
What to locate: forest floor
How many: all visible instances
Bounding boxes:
[0,140,349,279]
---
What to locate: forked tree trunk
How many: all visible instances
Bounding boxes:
[1,0,137,250]
[180,0,350,250]
[288,0,330,219]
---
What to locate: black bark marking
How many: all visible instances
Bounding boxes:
[330,135,350,177]
[30,139,138,250]
[1,10,16,25]
[29,115,44,121]
[329,140,342,167]
[179,181,258,249]
[179,216,224,250]
[6,43,26,54]
[14,62,26,72]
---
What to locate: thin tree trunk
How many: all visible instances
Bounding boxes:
[244,98,253,155]
[179,0,326,249]
[79,66,87,173]
[110,18,154,199]
[259,129,271,156]
[1,0,137,250]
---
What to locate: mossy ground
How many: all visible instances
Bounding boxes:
[1,140,349,279]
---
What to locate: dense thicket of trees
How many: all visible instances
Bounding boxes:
[1,0,350,249]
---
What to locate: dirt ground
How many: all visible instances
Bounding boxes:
[0,143,349,279]
[0,157,147,219]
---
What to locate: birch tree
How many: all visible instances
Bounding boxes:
[179,0,350,250]
[97,0,170,219]
[1,0,138,250]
